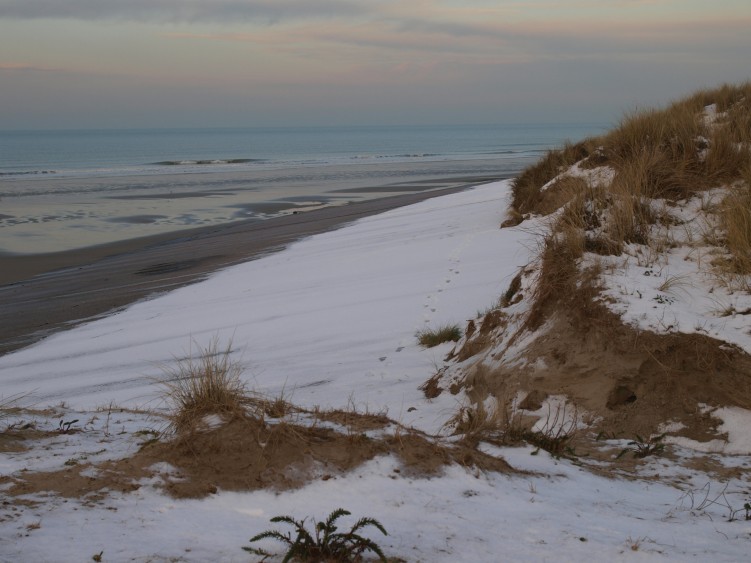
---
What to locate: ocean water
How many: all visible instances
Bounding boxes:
[0,123,606,254]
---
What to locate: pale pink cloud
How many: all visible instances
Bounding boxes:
[0,0,367,23]
[0,62,60,71]
[163,14,751,63]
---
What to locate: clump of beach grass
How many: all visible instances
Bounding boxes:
[0,392,26,428]
[445,396,516,445]
[159,337,247,431]
[416,324,463,348]
[720,166,751,277]
[511,140,598,214]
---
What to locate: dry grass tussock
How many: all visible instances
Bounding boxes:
[0,393,37,454]
[0,392,27,425]
[720,165,751,276]
[445,395,579,457]
[511,139,599,214]
[159,337,247,432]
[526,234,604,331]
[445,396,512,444]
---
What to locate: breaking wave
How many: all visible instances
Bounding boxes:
[153,158,263,166]
[0,170,57,176]
[349,153,441,160]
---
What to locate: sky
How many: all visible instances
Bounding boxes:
[1,0,750,129]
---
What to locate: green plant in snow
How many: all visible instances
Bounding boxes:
[416,323,462,348]
[616,433,666,459]
[58,418,79,433]
[244,508,388,562]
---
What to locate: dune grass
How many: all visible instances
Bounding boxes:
[159,337,247,431]
[506,81,751,308]
[512,82,751,218]
[721,166,751,276]
[510,140,598,214]
[416,324,463,348]
[0,392,26,428]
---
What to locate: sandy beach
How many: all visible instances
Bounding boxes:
[0,183,494,356]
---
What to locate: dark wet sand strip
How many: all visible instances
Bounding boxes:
[0,183,505,356]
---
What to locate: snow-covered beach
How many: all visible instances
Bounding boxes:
[2,179,751,561]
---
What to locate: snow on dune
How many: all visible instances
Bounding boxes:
[596,191,751,354]
[0,181,535,432]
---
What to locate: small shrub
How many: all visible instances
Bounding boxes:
[416,324,462,348]
[616,433,666,459]
[159,337,247,431]
[737,502,751,522]
[678,481,751,522]
[244,508,388,562]
[58,418,79,434]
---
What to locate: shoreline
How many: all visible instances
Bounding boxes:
[0,158,524,256]
[0,180,508,356]
[0,172,508,283]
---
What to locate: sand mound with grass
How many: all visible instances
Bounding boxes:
[430,82,751,456]
[3,334,514,504]
[4,409,513,502]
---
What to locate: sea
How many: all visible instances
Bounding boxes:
[0,123,606,254]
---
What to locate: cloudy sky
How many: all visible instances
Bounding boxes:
[1,0,750,129]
